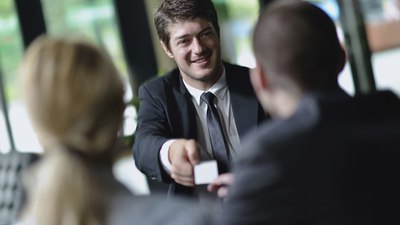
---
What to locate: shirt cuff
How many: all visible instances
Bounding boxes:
[159,139,177,174]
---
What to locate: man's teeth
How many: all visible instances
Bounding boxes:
[195,58,207,63]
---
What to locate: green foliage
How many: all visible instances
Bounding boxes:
[0,0,24,102]
[0,0,13,18]
[0,0,129,105]
[225,0,259,20]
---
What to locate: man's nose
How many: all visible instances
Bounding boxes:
[192,38,205,54]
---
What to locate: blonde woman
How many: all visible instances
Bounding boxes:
[17,36,212,225]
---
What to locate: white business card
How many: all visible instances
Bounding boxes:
[194,160,219,185]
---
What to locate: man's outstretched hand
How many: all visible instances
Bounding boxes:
[169,139,200,187]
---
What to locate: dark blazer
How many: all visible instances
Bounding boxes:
[220,90,400,225]
[132,62,266,197]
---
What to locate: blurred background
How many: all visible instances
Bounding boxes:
[0,0,399,196]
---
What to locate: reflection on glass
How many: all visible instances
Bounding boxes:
[41,0,136,136]
[361,0,400,96]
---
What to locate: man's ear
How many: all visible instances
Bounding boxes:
[161,41,174,58]
[251,60,269,91]
[259,65,268,90]
[251,60,275,117]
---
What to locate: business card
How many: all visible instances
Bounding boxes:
[194,160,218,185]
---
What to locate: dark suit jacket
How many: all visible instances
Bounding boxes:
[221,90,400,225]
[132,62,266,197]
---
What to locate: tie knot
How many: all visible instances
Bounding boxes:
[201,92,216,106]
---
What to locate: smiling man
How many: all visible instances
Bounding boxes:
[132,0,266,205]
[162,17,223,91]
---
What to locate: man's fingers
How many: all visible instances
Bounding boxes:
[207,173,235,195]
[185,139,200,165]
[217,186,230,199]
[171,174,194,182]
[170,164,193,177]
[207,180,224,192]
[170,146,195,187]
[207,183,218,192]
[169,139,200,187]
[171,170,195,186]
[175,180,195,187]
[172,176,195,186]
[212,173,235,186]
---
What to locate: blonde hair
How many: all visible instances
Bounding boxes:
[19,35,125,225]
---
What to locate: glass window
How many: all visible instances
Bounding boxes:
[41,0,136,137]
[360,0,400,96]
[213,0,260,68]
[0,0,40,153]
[41,0,128,80]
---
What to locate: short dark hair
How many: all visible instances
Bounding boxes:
[253,1,345,91]
[154,0,220,50]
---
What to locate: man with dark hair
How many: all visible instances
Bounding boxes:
[154,0,220,52]
[215,1,400,224]
[132,0,266,204]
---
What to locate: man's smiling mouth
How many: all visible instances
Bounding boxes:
[192,56,210,64]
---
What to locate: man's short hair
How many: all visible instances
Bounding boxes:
[154,0,220,50]
[253,1,345,91]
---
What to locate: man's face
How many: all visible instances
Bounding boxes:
[162,17,222,89]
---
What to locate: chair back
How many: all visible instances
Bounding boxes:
[0,152,38,225]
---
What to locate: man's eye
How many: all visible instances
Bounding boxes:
[202,32,212,37]
[178,40,188,45]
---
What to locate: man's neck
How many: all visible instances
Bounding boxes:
[272,89,303,120]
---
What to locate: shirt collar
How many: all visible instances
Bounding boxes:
[183,66,228,105]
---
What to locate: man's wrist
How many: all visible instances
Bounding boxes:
[159,139,177,174]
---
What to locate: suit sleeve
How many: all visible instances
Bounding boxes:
[132,85,174,183]
[219,125,289,225]
[219,116,319,225]
[220,151,282,224]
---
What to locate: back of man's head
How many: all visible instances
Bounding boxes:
[253,1,345,92]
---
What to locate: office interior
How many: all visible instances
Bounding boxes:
[1,0,400,222]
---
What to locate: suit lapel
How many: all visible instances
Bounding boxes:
[164,70,197,140]
[225,63,259,143]
[178,75,197,139]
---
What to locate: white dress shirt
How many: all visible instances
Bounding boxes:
[159,67,242,173]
